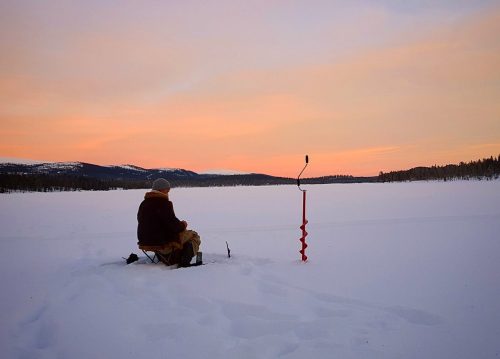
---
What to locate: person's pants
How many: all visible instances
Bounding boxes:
[178,230,201,254]
[157,230,201,265]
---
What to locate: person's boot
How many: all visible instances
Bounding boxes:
[179,243,194,267]
[195,252,203,265]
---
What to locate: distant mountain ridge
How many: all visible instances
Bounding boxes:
[0,160,372,192]
[0,161,201,181]
[1,155,498,192]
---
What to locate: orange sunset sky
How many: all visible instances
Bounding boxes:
[1,0,499,177]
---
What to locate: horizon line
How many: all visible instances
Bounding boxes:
[2,154,499,179]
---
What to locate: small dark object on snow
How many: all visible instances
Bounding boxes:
[226,241,231,258]
[125,253,139,264]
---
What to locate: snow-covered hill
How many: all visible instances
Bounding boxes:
[0,160,200,180]
[1,181,499,358]
[0,157,46,165]
[0,160,383,191]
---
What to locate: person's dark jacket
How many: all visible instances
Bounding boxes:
[137,191,186,246]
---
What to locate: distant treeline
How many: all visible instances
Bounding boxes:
[0,174,150,193]
[0,173,363,192]
[378,155,500,182]
[178,174,377,187]
[1,155,498,192]
[302,175,377,184]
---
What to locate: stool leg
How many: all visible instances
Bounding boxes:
[142,250,156,263]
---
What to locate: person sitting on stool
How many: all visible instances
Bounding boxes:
[137,178,201,267]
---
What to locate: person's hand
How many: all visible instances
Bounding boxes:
[181,220,188,229]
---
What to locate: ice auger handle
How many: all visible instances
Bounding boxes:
[297,155,309,192]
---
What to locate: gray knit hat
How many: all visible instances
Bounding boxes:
[152,178,171,191]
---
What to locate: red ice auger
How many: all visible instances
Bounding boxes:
[297,155,309,262]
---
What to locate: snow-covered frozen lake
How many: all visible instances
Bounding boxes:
[1,181,499,359]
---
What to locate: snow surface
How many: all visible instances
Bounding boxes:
[36,162,84,171]
[0,181,499,359]
[0,159,84,171]
[0,157,46,165]
[156,168,185,173]
[105,165,182,173]
[105,165,148,172]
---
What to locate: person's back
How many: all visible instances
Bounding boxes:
[137,190,185,246]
